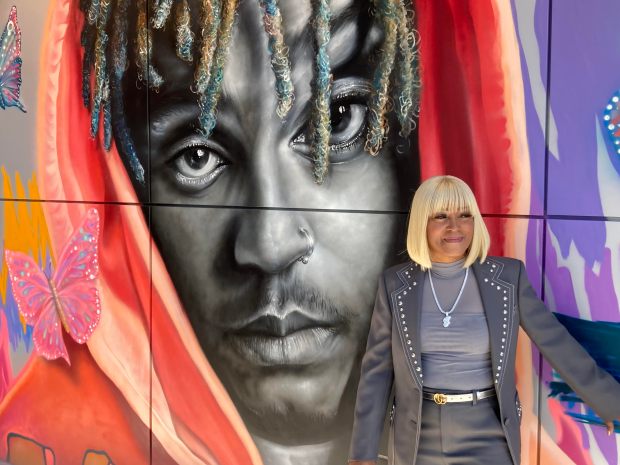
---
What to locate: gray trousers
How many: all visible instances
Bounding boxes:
[415,395,513,465]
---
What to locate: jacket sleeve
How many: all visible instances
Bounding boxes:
[348,273,394,462]
[517,260,620,422]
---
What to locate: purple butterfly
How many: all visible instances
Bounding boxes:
[0,6,25,113]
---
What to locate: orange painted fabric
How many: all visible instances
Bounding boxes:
[0,342,161,464]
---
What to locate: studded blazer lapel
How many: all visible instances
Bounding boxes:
[472,259,517,389]
[390,262,425,389]
[389,259,518,391]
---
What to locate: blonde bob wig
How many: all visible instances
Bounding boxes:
[406,175,490,270]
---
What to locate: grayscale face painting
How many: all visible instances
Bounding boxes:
[121,0,418,462]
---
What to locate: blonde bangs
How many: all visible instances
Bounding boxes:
[406,175,490,270]
[427,180,474,217]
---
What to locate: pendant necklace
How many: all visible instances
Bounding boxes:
[428,267,469,328]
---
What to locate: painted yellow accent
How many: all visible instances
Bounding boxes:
[0,167,54,332]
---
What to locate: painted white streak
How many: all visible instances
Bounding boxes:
[596,117,620,313]
[513,0,560,160]
[546,229,592,321]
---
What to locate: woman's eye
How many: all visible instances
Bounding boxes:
[170,145,229,192]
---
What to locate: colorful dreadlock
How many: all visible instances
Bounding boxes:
[109,0,144,182]
[78,0,419,185]
[365,0,398,155]
[136,0,164,89]
[194,0,221,95]
[394,0,420,137]
[175,0,194,62]
[309,0,332,183]
[258,0,294,118]
[197,0,238,138]
[89,0,112,145]
[87,0,101,25]
[152,0,174,29]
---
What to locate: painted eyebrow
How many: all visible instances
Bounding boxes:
[149,100,198,137]
[289,4,368,70]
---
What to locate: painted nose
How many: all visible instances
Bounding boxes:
[234,210,312,274]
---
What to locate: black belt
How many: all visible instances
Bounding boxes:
[422,388,496,405]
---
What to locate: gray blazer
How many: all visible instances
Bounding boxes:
[349,256,620,465]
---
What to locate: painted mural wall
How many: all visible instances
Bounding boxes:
[0,0,618,464]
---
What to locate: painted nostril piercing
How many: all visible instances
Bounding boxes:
[298,227,314,264]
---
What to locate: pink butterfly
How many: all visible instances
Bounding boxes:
[0,6,26,112]
[4,209,101,365]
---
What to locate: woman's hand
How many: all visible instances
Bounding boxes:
[605,421,617,435]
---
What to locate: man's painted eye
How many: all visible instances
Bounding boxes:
[291,79,371,164]
[328,100,368,154]
[170,145,229,192]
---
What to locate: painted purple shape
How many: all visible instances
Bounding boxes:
[510,0,549,216]
[547,0,620,218]
[585,248,620,323]
[543,225,580,319]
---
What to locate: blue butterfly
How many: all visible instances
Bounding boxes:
[0,6,26,112]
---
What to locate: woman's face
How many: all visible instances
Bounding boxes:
[426,210,474,263]
[122,0,417,440]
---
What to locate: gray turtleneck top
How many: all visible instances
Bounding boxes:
[420,259,493,390]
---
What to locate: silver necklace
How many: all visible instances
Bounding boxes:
[428,267,469,328]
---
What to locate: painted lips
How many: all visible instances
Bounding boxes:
[226,311,342,366]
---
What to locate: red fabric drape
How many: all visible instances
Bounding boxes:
[417,0,517,253]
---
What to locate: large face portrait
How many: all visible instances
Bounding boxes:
[117,0,419,446]
[3,0,620,464]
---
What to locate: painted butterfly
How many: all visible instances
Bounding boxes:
[0,6,25,112]
[603,90,620,156]
[4,209,101,365]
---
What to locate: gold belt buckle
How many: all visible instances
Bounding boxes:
[433,393,448,405]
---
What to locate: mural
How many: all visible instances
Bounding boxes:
[0,0,618,465]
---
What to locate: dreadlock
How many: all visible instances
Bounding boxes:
[197,0,238,138]
[309,0,332,183]
[258,0,294,118]
[79,0,420,185]
[394,0,420,136]
[175,0,194,62]
[109,0,144,181]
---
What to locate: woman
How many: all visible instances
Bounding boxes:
[348,175,620,465]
